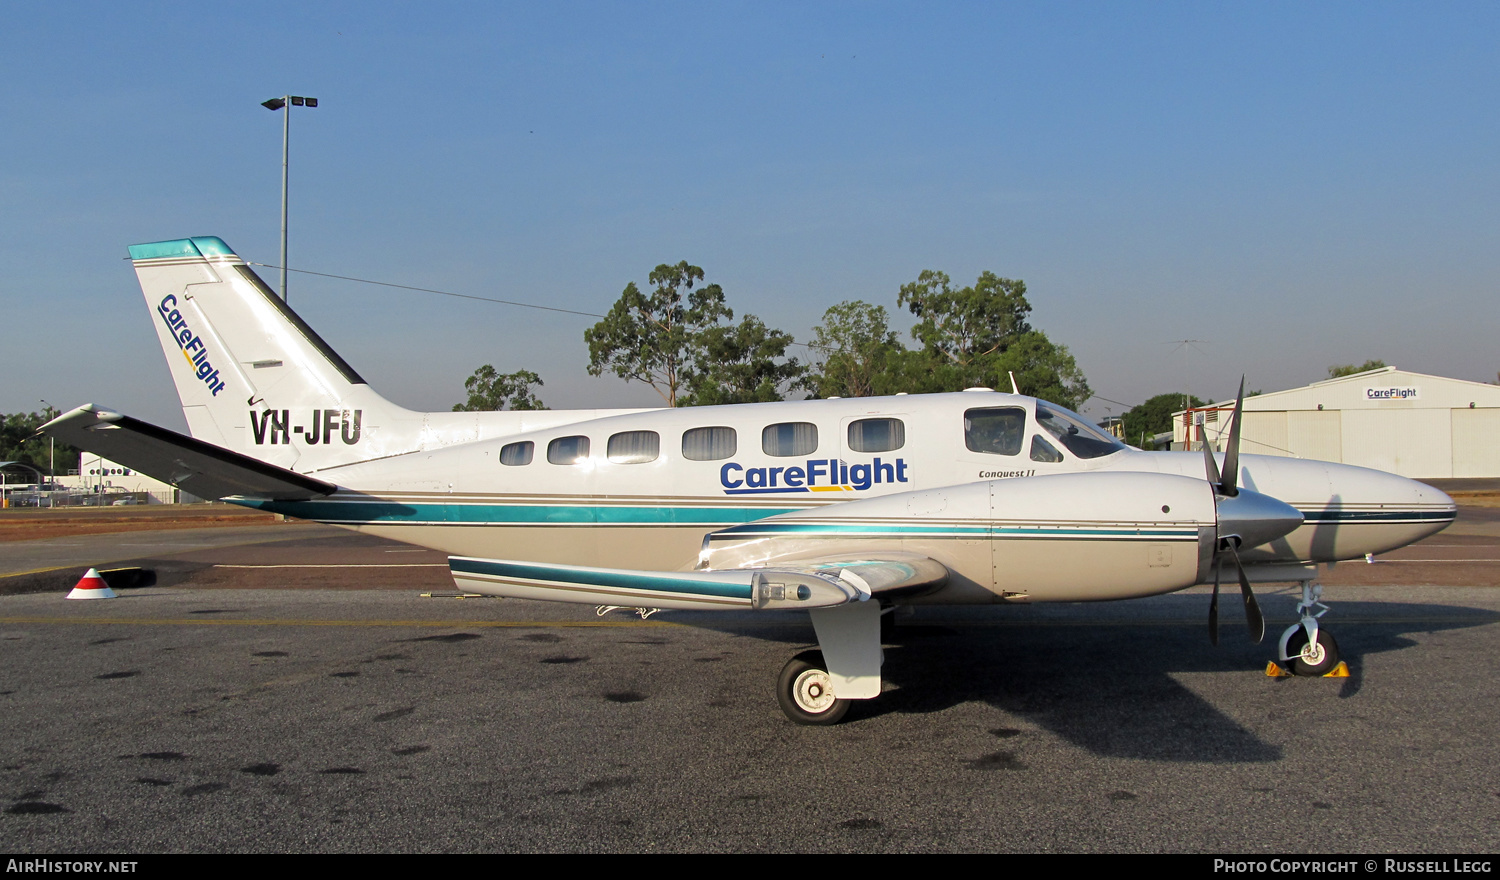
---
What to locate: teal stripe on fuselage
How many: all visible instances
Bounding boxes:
[1298,509,1456,523]
[450,558,753,600]
[233,497,1453,531]
[237,498,800,526]
[713,522,989,537]
[715,522,1195,539]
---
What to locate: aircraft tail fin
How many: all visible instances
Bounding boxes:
[130,237,418,473]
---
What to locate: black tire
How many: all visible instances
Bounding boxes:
[776,650,850,725]
[1286,628,1340,676]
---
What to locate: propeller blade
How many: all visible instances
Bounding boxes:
[1208,554,1222,646]
[1220,377,1246,497]
[1227,542,1265,643]
[1200,422,1219,490]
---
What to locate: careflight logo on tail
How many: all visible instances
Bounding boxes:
[156,295,227,396]
[720,457,909,495]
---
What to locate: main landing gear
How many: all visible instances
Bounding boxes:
[1277,580,1342,676]
[777,651,849,725]
[776,601,884,725]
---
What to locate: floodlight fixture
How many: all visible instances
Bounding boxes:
[261,95,320,302]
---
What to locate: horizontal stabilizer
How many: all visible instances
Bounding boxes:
[39,406,336,501]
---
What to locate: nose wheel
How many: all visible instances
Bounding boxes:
[1284,627,1340,676]
[777,651,850,725]
[1278,580,1342,676]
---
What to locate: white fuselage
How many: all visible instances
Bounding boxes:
[242,390,1455,600]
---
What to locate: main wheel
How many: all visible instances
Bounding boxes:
[1285,628,1340,676]
[777,650,850,725]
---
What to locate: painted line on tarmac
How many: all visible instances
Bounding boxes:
[214,563,448,568]
[923,616,1498,627]
[0,532,343,580]
[1371,559,1500,563]
[0,564,79,579]
[0,616,679,628]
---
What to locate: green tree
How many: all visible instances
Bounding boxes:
[1122,393,1205,450]
[1328,359,1387,379]
[453,366,547,411]
[585,261,731,406]
[884,270,1089,407]
[680,316,805,406]
[991,331,1091,411]
[800,300,904,398]
[0,410,78,477]
[898,270,1032,378]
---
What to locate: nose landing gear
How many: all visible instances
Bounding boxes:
[1277,580,1345,677]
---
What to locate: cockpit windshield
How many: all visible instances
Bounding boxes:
[1034,404,1127,460]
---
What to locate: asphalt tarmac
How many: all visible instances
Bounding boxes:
[1,509,1497,853]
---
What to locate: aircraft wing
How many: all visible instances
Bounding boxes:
[39,405,336,501]
[448,552,949,611]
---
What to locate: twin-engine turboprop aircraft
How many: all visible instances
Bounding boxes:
[42,237,1457,723]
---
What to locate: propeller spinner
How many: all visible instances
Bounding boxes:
[1200,378,1303,645]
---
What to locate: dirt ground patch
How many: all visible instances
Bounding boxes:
[0,505,280,542]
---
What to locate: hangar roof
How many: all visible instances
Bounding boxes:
[1186,367,1500,414]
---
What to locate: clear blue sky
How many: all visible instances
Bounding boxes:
[4,2,1496,430]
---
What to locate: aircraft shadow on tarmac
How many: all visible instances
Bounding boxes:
[694,594,1498,763]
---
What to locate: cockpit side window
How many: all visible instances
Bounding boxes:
[965,407,1026,456]
[1034,404,1127,460]
[1030,434,1064,463]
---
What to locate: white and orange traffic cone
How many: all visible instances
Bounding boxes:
[66,568,117,600]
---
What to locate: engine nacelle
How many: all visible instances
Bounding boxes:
[704,472,1246,603]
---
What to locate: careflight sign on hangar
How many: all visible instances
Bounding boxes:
[1365,385,1420,401]
[1177,367,1500,479]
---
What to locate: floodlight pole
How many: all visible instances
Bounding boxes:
[39,399,54,487]
[279,99,289,302]
[262,95,319,303]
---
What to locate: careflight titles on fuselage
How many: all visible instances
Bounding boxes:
[720,457,910,494]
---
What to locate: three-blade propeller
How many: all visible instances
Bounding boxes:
[1201,378,1267,645]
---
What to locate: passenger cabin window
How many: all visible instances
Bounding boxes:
[608,431,659,464]
[547,435,590,465]
[848,418,905,453]
[499,441,533,466]
[964,407,1026,456]
[682,426,736,461]
[1030,435,1064,463]
[1034,404,1127,459]
[763,422,818,457]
